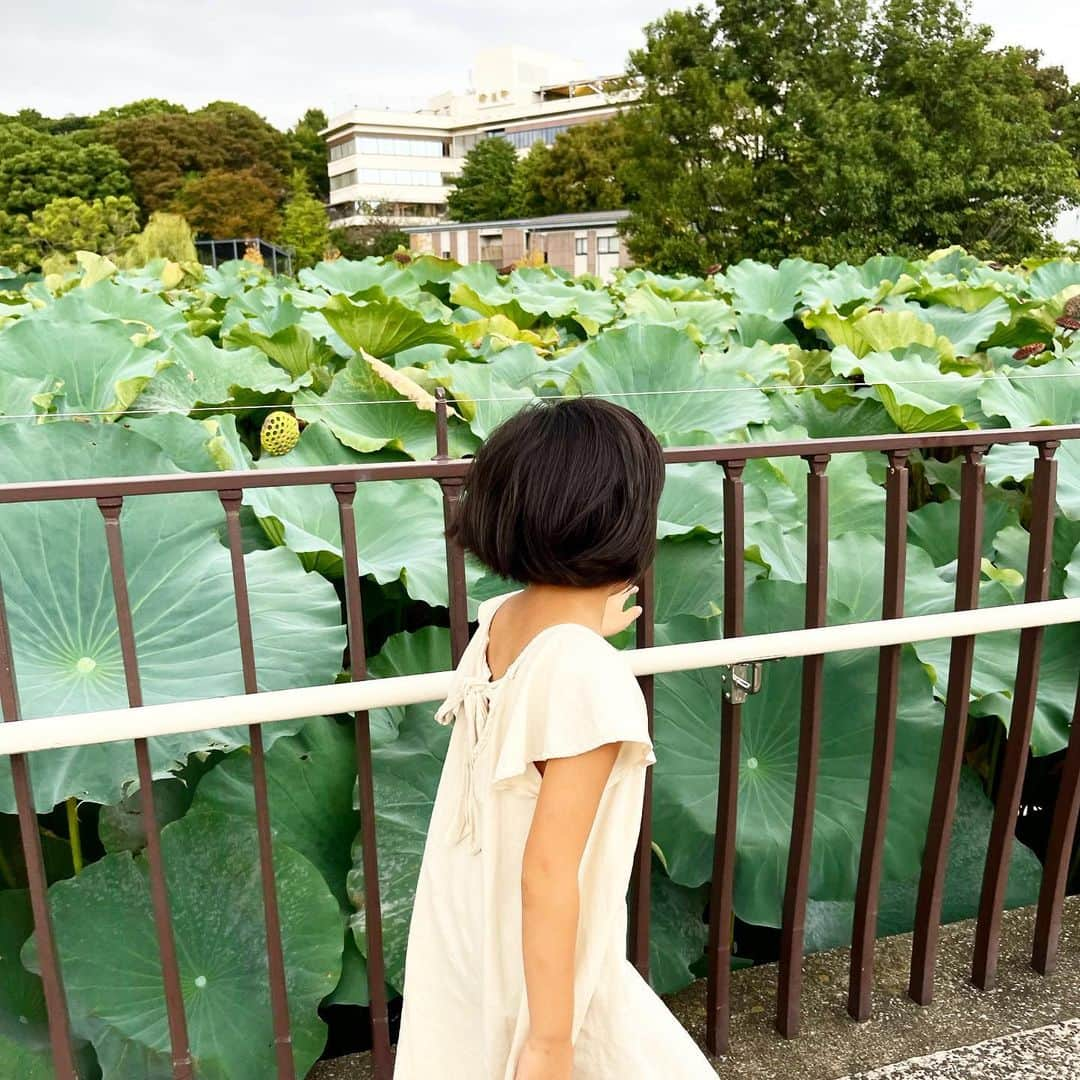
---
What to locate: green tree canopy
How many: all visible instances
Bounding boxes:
[0,123,131,219]
[280,169,330,268]
[288,109,331,200]
[446,136,519,222]
[512,119,629,218]
[27,195,140,264]
[622,0,1080,272]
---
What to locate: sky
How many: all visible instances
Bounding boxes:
[1,1,1078,130]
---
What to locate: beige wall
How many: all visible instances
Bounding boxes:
[408,226,629,274]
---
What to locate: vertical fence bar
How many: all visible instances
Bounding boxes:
[97,497,193,1080]
[706,459,746,1057]
[0,572,79,1079]
[1032,673,1080,974]
[435,390,469,664]
[776,454,830,1038]
[1033,670,1080,973]
[218,491,296,1079]
[908,446,987,1005]
[334,483,395,1080]
[973,442,1059,989]
[848,450,909,1021]
[628,563,655,977]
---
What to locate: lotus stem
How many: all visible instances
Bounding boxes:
[0,845,16,889]
[66,796,84,875]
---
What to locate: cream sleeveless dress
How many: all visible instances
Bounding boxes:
[393,591,717,1078]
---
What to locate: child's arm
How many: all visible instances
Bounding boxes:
[516,741,622,1078]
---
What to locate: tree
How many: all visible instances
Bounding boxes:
[26,195,140,263]
[621,0,1080,271]
[512,120,629,217]
[446,137,519,222]
[0,211,35,270]
[95,103,290,215]
[288,109,330,200]
[172,168,281,239]
[279,169,330,268]
[122,212,198,267]
[0,123,131,219]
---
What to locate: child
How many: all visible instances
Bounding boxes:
[394,398,717,1078]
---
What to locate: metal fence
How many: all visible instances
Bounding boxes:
[2,414,1080,1079]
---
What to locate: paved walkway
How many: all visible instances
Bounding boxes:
[842,1018,1080,1078]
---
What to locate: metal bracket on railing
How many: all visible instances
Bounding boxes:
[721,662,763,704]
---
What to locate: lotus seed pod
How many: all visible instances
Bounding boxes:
[1056,316,1080,333]
[260,410,300,456]
[1012,342,1048,362]
[1063,295,1080,320]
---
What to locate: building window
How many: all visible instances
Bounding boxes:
[574,237,587,256]
[597,235,620,255]
[357,169,443,187]
[328,139,355,162]
[356,135,443,158]
[329,170,358,191]
[502,124,571,150]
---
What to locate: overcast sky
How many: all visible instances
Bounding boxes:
[1,1,1077,130]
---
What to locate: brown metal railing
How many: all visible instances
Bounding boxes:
[2,419,1080,1078]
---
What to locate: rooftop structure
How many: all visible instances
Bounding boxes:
[323,47,631,230]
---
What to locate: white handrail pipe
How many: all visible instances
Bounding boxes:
[1,598,1078,758]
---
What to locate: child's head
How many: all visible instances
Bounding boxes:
[448,397,665,589]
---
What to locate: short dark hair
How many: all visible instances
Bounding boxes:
[448,397,666,587]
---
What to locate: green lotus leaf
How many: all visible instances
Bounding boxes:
[291,354,442,458]
[914,613,1080,756]
[507,268,618,336]
[99,777,193,855]
[804,768,1042,953]
[428,345,540,439]
[299,258,421,300]
[0,424,345,810]
[651,578,943,927]
[0,890,58,1078]
[122,412,252,473]
[347,628,453,993]
[723,258,823,321]
[319,294,460,359]
[1067,540,1080,598]
[647,867,708,994]
[621,287,738,345]
[1028,260,1080,300]
[245,421,482,609]
[918,296,1012,355]
[799,256,915,312]
[132,333,309,413]
[805,305,955,362]
[191,717,359,910]
[24,810,342,1080]
[654,536,725,621]
[566,324,771,442]
[976,357,1080,427]
[831,346,979,432]
[38,278,188,342]
[226,320,342,381]
[617,269,711,301]
[449,263,541,329]
[0,316,163,419]
[907,496,1020,567]
[657,463,727,538]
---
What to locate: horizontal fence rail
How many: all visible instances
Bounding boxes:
[2,422,1080,1079]
[2,600,1080,758]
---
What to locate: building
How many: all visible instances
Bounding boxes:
[322,47,629,229]
[404,210,631,278]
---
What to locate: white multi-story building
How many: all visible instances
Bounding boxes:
[322,47,628,229]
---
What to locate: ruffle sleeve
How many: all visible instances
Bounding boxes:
[491,626,656,793]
